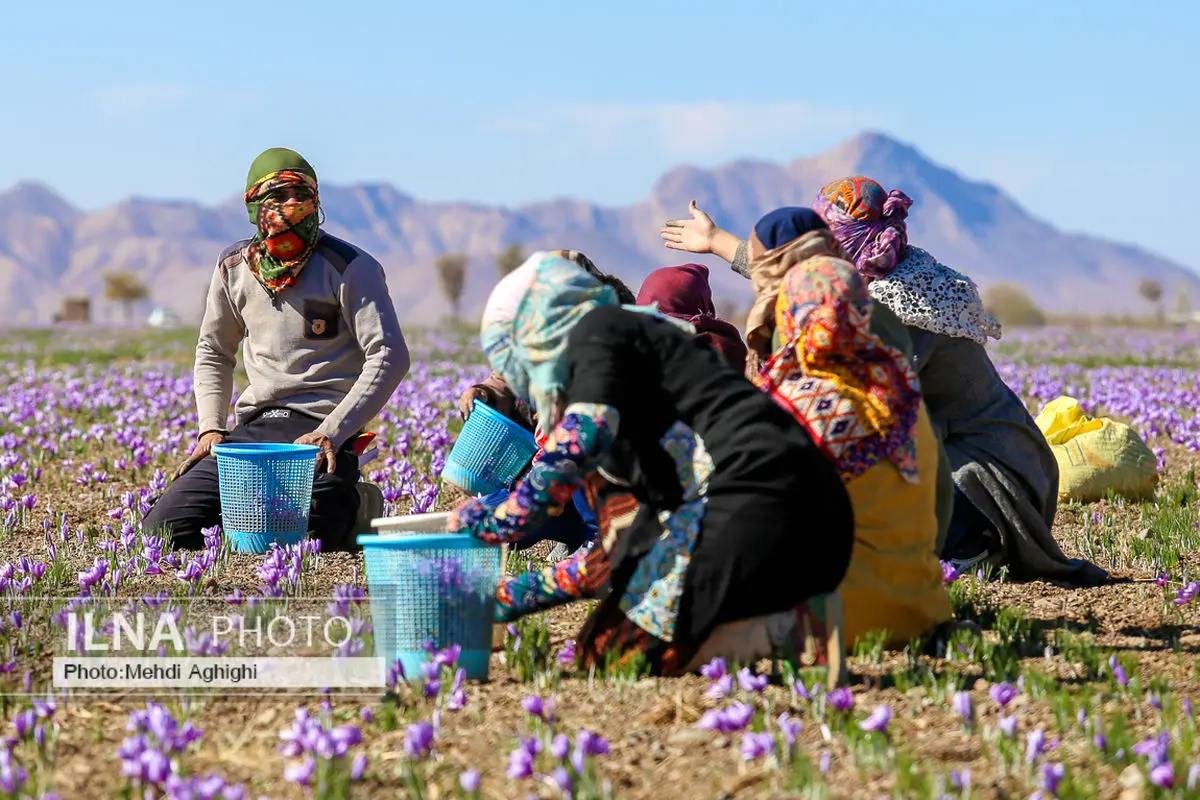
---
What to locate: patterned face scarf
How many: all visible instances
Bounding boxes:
[753,256,922,484]
[813,177,912,281]
[242,170,321,293]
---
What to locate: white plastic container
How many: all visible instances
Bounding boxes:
[369,512,453,536]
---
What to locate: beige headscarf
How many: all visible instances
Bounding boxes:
[744,228,845,377]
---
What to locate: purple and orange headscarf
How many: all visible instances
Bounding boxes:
[812,177,912,280]
[637,264,748,374]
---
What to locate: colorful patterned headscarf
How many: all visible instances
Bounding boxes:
[813,177,912,280]
[243,170,321,294]
[753,256,921,484]
[481,253,693,429]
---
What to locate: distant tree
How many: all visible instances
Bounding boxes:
[435,253,469,320]
[102,271,149,322]
[1138,278,1164,323]
[495,244,525,277]
[983,283,1047,328]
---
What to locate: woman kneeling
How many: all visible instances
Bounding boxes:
[449,252,854,676]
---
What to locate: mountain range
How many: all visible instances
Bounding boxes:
[1,132,1195,326]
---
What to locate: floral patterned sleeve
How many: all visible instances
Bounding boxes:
[494,544,598,621]
[451,403,619,545]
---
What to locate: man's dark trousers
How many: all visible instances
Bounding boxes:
[143,408,361,550]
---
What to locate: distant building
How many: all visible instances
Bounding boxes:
[147,307,181,329]
[52,297,91,324]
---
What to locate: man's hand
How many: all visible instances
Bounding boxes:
[174,431,225,481]
[295,432,337,474]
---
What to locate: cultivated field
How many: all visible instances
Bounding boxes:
[0,325,1197,799]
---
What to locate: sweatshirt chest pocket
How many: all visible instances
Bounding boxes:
[302,300,341,340]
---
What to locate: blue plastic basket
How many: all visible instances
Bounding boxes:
[442,400,538,496]
[212,443,319,553]
[358,532,500,681]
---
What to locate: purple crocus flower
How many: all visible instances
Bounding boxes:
[952,692,974,727]
[999,716,1018,738]
[140,748,172,784]
[557,639,577,667]
[1149,762,1174,789]
[550,734,571,761]
[1108,655,1129,688]
[828,687,854,712]
[722,704,756,733]
[1027,729,1046,764]
[740,732,775,761]
[459,769,481,793]
[350,753,368,781]
[403,721,435,760]
[1042,762,1065,796]
[988,682,1017,707]
[1093,733,1108,752]
[706,673,734,700]
[699,657,727,681]
[575,729,610,758]
[434,644,461,668]
[283,757,316,787]
[13,710,35,739]
[737,667,767,694]
[507,747,535,780]
[551,766,573,797]
[859,705,892,733]
[777,713,802,750]
[949,769,971,791]
[522,695,550,720]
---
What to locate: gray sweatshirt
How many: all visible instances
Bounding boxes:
[194,233,410,447]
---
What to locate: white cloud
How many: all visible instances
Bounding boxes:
[91,84,191,117]
[486,100,875,159]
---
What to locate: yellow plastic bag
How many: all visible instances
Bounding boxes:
[1035,397,1158,503]
[1036,396,1104,445]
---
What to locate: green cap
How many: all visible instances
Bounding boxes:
[244,148,318,223]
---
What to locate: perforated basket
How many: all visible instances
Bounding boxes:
[358,529,501,681]
[212,443,319,553]
[442,400,538,496]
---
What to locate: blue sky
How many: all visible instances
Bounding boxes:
[0,0,1195,270]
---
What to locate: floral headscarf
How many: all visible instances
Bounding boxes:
[813,177,912,280]
[753,256,921,484]
[481,253,692,429]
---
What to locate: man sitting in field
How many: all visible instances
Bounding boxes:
[143,148,409,550]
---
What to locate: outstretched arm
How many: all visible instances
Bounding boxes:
[660,201,746,270]
[450,403,619,544]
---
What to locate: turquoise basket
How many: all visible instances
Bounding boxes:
[358,532,500,681]
[442,400,538,496]
[212,443,319,553]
